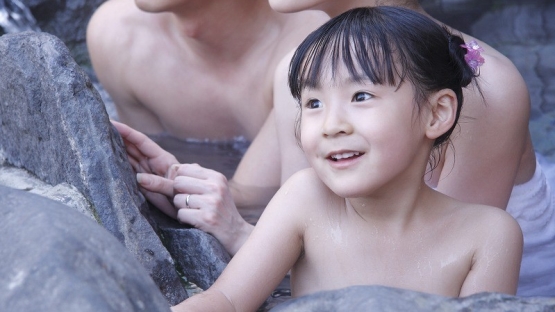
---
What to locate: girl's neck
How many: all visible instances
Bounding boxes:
[346,180,436,233]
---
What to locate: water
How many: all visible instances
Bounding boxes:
[0,0,40,35]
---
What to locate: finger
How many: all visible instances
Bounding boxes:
[114,122,169,160]
[111,120,132,136]
[166,164,180,180]
[141,188,178,219]
[174,193,201,209]
[176,207,204,228]
[172,175,222,199]
[137,173,175,197]
[174,163,228,182]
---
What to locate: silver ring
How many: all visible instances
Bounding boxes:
[185,194,191,208]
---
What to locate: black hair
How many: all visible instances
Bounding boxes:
[288,6,480,149]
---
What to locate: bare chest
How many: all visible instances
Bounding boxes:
[130,55,273,140]
[292,225,473,298]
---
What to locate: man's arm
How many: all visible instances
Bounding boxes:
[273,51,312,183]
[230,110,281,207]
[87,0,136,111]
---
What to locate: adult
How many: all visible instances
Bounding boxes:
[87,0,327,141]
[115,0,555,296]
[88,0,327,255]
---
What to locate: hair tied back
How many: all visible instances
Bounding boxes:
[460,40,485,73]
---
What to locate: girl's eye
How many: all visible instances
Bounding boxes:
[305,99,322,109]
[352,92,372,102]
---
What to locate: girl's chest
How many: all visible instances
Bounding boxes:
[292,225,474,297]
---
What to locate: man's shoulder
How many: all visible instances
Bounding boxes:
[459,35,529,109]
[88,0,163,42]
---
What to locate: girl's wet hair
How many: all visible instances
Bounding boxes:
[288,6,480,148]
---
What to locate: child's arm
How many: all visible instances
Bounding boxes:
[171,169,313,312]
[459,207,523,296]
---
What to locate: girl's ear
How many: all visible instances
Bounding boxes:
[425,89,457,140]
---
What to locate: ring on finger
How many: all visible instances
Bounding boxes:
[186,194,191,208]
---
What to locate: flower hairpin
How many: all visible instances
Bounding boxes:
[460,40,485,73]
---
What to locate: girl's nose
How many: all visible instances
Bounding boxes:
[322,105,353,137]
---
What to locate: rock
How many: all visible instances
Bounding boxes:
[21,0,106,71]
[271,285,555,312]
[0,165,97,221]
[0,185,171,312]
[151,209,231,290]
[0,31,188,304]
[421,0,493,33]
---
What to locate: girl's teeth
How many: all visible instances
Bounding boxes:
[332,152,360,160]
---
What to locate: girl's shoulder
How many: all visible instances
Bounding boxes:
[273,168,338,212]
[449,198,523,247]
[280,168,333,198]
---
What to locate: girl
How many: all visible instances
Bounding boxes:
[171,7,523,312]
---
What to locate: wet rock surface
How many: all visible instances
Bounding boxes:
[0,185,171,312]
[0,31,233,305]
[271,285,555,312]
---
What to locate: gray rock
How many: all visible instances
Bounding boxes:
[0,31,188,304]
[271,285,555,312]
[0,185,171,312]
[0,165,97,220]
[22,0,106,71]
[151,209,231,290]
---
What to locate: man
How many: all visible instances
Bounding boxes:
[87,0,327,141]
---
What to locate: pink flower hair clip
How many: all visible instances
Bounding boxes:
[460,40,485,72]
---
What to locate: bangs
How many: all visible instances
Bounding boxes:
[289,8,407,102]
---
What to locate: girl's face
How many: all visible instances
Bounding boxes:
[299,65,432,198]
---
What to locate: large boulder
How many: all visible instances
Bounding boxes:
[0,185,171,312]
[272,285,555,312]
[0,31,188,304]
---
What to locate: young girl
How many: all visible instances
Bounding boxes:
[171,7,523,312]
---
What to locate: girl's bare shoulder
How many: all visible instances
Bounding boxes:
[274,168,337,211]
[449,198,523,243]
[280,168,331,196]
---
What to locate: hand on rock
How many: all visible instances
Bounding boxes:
[111,120,179,176]
[171,163,253,255]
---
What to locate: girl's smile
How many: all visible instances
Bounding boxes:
[326,150,364,169]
